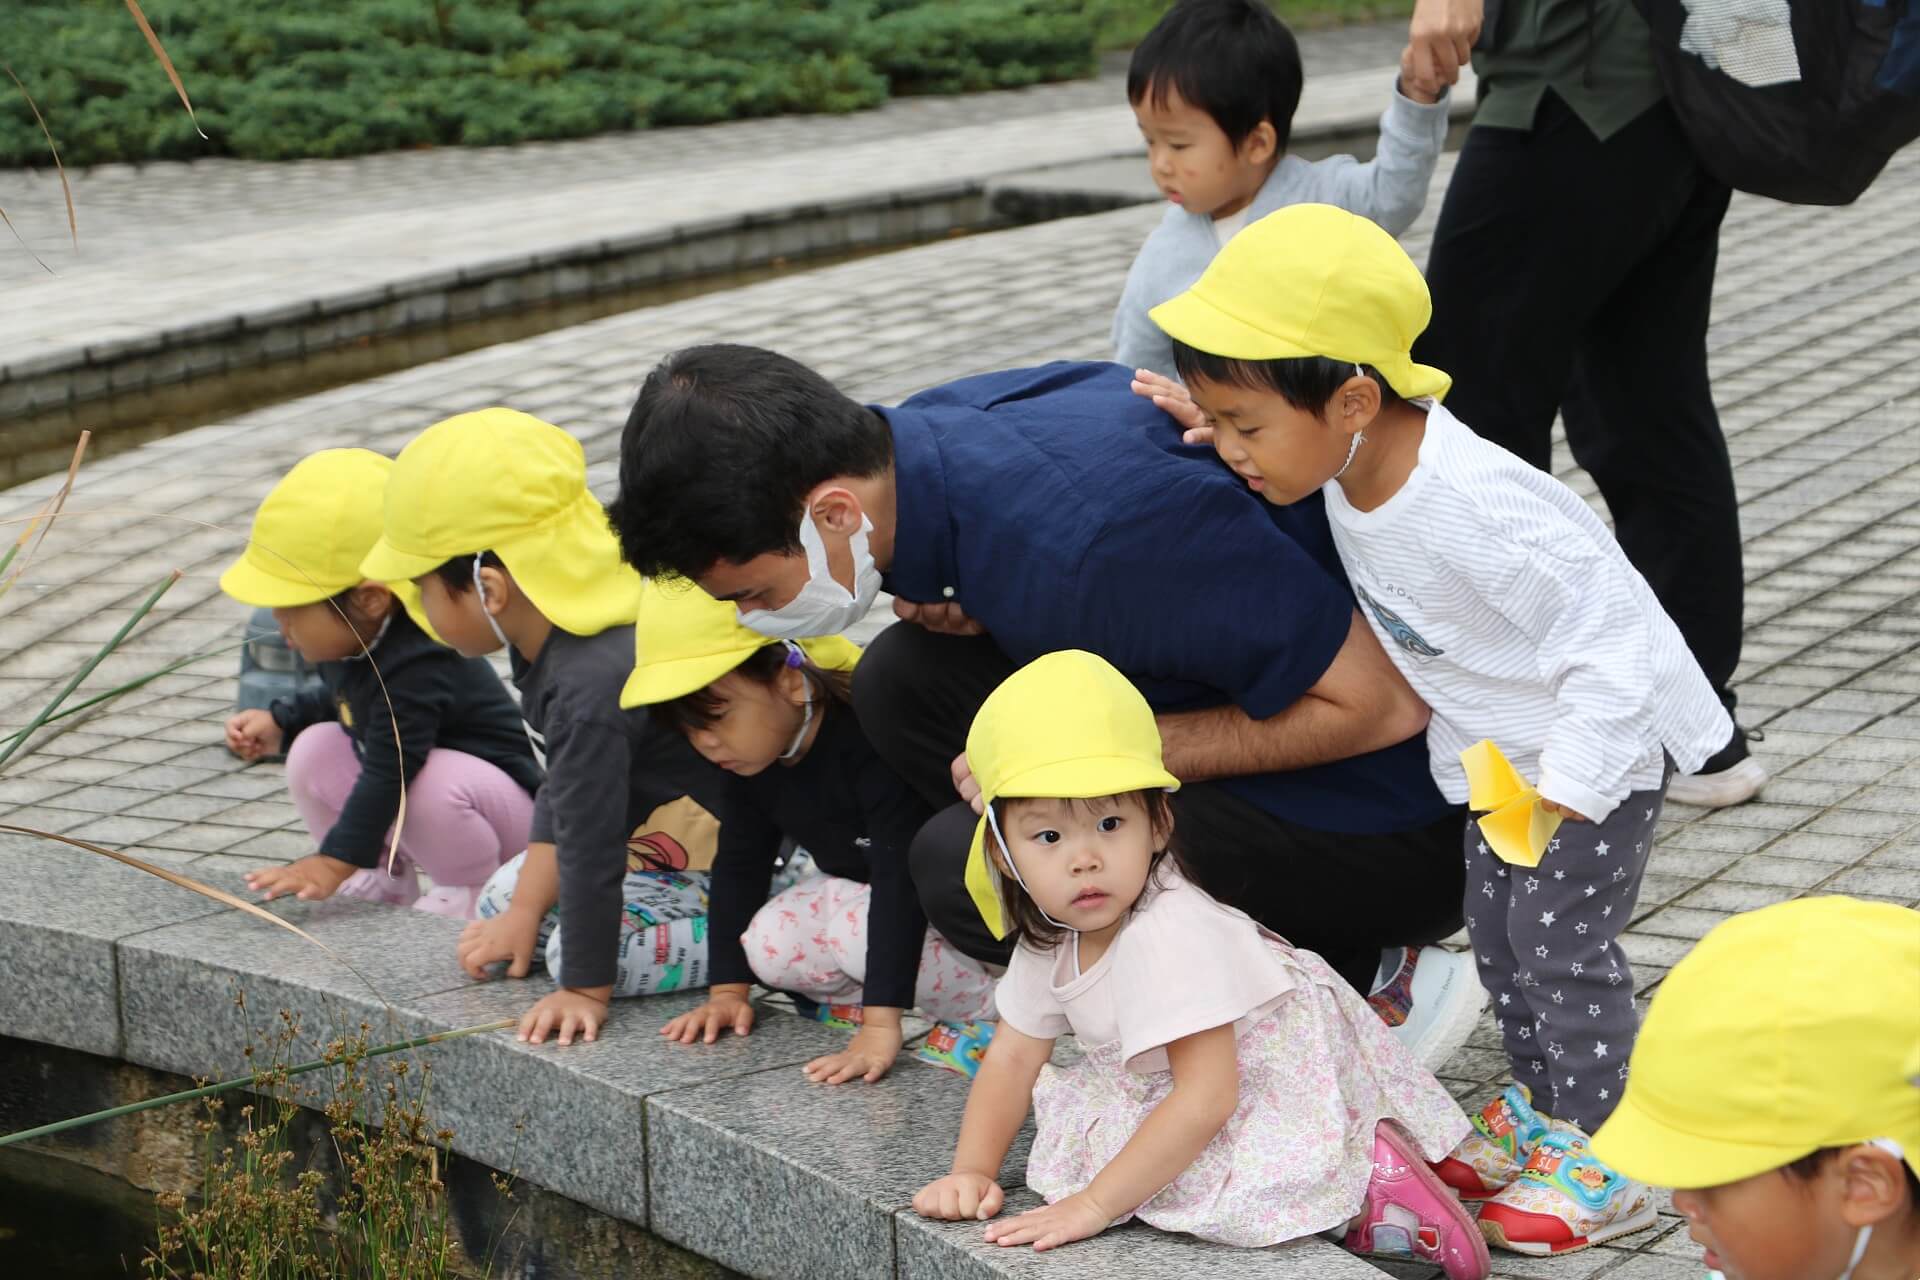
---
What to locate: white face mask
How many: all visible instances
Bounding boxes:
[739,509,882,639]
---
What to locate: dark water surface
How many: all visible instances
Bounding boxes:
[0,1145,155,1278]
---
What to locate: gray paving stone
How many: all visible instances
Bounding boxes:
[0,836,230,1055]
[1721,855,1844,889]
[36,783,154,815]
[1760,830,1882,864]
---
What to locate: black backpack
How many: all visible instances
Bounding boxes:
[1632,0,1920,204]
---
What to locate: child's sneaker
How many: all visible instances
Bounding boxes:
[791,995,864,1031]
[1345,1121,1491,1280]
[915,1020,997,1078]
[339,863,421,908]
[1477,1130,1657,1255]
[1433,1084,1551,1200]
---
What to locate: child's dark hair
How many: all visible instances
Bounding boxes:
[1170,342,1405,415]
[1127,0,1304,154]
[649,642,852,736]
[987,790,1183,951]
[1782,1146,1920,1208]
[326,582,397,635]
[428,550,504,595]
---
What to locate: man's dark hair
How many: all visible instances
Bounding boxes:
[1127,0,1304,153]
[1170,342,1405,413]
[608,344,893,581]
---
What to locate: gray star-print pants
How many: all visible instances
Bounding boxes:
[1463,768,1670,1136]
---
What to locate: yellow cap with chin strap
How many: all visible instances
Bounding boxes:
[619,576,862,709]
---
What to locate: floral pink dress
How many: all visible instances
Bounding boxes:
[996,871,1470,1246]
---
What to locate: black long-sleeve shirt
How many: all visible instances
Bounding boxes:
[513,624,725,990]
[269,609,542,868]
[707,704,933,1010]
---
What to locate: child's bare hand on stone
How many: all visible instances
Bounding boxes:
[225,709,284,761]
[914,1172,1005,1222]
[983,1190,1116,1251]
[1130,370,1211,444]
[458,909,543,980]
[662,985,756,1044]
[804,1018,904,1085]
[246,853,355,902]
[519,986,611,1046]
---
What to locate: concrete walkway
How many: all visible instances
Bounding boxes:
[2,51,1919,1280]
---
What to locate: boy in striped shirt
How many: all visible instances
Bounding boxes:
[1147,203,1732,1259]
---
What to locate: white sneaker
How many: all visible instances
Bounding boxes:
[1667,754,1768,808]
[1372,945,1486,1070]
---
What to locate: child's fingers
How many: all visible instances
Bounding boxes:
[732,1005,754,1037]
[507,940,534,979]
[979,1183,1003,1220]
[518,1006,549,1044]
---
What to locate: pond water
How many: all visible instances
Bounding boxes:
[0,1146,157,1278]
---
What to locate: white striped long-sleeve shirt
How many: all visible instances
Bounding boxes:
[1324,403,1731,822]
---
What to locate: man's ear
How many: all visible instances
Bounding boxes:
[808,483,865,536]
[1838,1143,1912,1229]
[1241,118,1279,166]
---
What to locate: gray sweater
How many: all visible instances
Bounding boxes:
[1111,85,1452,376]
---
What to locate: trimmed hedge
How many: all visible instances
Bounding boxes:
[2,0,1100,166]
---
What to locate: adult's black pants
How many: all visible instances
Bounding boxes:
[850,623,1467,992]
[1415,93,1742,712]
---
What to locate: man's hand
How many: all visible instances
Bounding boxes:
[458,909,544,980]
[225,709,284,761]
[1130,370,1211,444]
[982,1190,1116,1251]
[1407,0,1482,90]
[893,597,986,636]
[803,1021,905,1085]
[913,1172,1005,1222]
[246,853,356,902]
[661,986,757,1044]
[951,751,983,814]
[519,987,612,1046]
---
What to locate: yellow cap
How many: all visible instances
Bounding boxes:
[1148,203,1452,402]
[219,448,437,637]
[963,650,1180,939]
[1591,896,1920,1189]
[619,577,862,709]
[360,409,639,637]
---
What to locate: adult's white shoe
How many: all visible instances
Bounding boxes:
[1372,945,1487,1071]
[1668,726,1768,809]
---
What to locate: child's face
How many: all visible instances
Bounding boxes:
[1671,1168,1860,1280]
[998,793,1161,940]
[677,668,808,777]
[417,572,501,658]
[272,589,384,663]
[1186,376,1359,505]
[1131,85,1275,219]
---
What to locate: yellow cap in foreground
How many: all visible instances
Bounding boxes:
[219,448,435,635]
[619,577,862,709]
[1148,203,1452,402]
[1591,896,1920,1189]
[963,650,1179,939]
[361,409,639,637]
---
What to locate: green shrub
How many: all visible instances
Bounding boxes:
[0,0,1106,166]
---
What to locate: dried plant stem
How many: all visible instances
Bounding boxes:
[0,636,249,748]
[0,431,90,604]
[0,568,180,773]
[0,1019,513,1150]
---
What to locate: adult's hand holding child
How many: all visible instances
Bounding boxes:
[1406,0,1481,90]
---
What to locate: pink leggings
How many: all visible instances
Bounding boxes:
[744,875,998,1023]
[285,722,534,918]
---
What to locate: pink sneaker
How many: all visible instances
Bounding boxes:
[413,885,485,919]
[338,862,421,908]
[1345,1122,1491,1280]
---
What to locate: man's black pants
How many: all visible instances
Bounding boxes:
[1416,93,1742,712]
[850,623,1467,991]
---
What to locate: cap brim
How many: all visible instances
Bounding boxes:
[359,537,447,585]
[1149,291,1318,364]
[1590,1091,1818,1190]
[620,650,745,709]
[217,558,340,609]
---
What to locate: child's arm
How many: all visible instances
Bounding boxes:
[458,842,559,979]
[1307,72,1452,236]
[1110,228,1184,378]
[267,682,334,744]
[914,1024,1056,1222]
[982,1023,1239,1251]
[663,782,779,1046]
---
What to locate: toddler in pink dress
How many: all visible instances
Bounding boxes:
[912,650,1485,1277]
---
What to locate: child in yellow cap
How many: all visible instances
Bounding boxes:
[1592,897,1920,1280]
[622,580,998,1084]
[913,650,1485,1276]
[218,449,540,917]
[1147,202,1736,1254]
[362,410,726,1049]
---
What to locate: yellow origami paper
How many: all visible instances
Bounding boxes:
[1461,740,1561,868]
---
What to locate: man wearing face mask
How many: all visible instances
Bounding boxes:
[608,344,1487,1068]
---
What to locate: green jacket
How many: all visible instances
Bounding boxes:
[1473,0,1665,140]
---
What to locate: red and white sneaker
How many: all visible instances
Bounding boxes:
[1478,1130,1657,1255]
[1345,1122,1491,1280]
[1433,1084,1552,1200]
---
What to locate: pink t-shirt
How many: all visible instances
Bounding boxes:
[994,869,1301,1074]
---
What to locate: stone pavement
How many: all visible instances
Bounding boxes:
[2,127,1919,1278]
